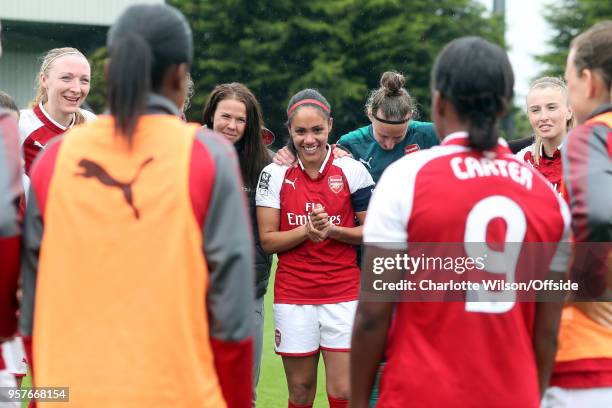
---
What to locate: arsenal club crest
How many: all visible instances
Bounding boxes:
[328,175,344,194]
[404,144,420,155]
[275,329,282,347]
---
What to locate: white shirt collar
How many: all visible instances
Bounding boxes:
[39,102,75,130]
[297,144,332,173]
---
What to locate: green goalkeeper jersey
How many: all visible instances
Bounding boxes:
[336,121,439,182]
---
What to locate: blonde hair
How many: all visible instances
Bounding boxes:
[30,47,89,125]
[182,73,194,113]
[527,76,574,165]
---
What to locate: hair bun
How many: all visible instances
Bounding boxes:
[380,71,405,96]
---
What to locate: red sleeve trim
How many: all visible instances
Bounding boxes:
[551,370,612,388]
[551,358,612,388]
[189,137,216,229]
[210,336,252,408]
[0,236,20,337]
[30,139,63,217]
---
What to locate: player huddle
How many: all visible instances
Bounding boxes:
[0,4,611,408]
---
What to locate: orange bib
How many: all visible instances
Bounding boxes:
[34,115,226,407]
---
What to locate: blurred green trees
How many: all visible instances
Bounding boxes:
[537,0,612,77]
[88,0,504,144]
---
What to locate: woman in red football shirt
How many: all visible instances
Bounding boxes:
[516,77,574,192]
[352,36,570,408]
[19,47,95,176]
[256,89,374,408]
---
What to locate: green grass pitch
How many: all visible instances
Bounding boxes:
[256,256,329,407]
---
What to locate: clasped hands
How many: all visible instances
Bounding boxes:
[306,204,333,243]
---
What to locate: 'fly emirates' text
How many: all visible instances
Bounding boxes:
[287,203,342,226]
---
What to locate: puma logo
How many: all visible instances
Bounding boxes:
[284,178,297,190]
[75,157,154,220]
[33,140,45,149]
[359,157,373,169]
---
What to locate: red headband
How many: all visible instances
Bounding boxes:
[287,99,330,117]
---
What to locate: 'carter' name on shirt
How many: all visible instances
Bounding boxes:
[287,203,342,226]
[450,157,533,190]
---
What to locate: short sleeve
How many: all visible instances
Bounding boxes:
[334,157,374,193]
[334,157,375,212]
[255,163,287,209]
[363,159,410,246]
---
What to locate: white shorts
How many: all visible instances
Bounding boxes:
[272,300,357,356]
[542,386,612,408]
[1,337,27,376]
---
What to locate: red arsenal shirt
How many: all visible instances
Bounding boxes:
[516,142,563,193]
[256,146,374,304]
[364,132,571,408]
[19,103,96,176]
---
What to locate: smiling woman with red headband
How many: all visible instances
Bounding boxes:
[256,89,374,408]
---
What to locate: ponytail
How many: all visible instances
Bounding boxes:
[460,93,505,150]
[74,110,86,126]
[106,3,193,146]
[108,33,152,145]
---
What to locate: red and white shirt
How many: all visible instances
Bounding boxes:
[516,142,563,193]
[20,103,96,176]
[256,146,374,304]
[364,132,571,408]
